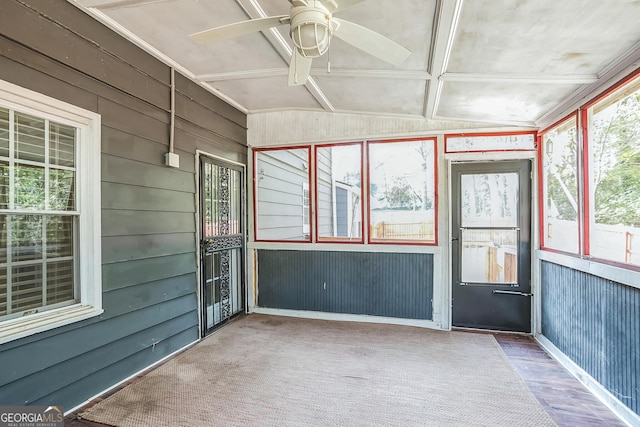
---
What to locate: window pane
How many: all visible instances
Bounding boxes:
[589,78,640,266]
[0,215,6,264]
[12,215,43,262]
[0,107,8,158]
[542,117,579,253]
[47,215,74,258]
[14,112,45,163]
[461,173,518,228]
[46,259,75,305]
[461,229,518,284]
[12,263,43,313]
[15,164,45,210]
[317,144,362,241]
[49,122,76,167]
[0,266,6,316]
[255,148,310,241]
[369,139,436,243]
[0,160,8,210]
[50,168,75,211]
[447,133,535,152]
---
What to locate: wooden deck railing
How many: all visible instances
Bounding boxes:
[370,221,435,241]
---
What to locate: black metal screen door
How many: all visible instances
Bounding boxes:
[200,156,244,336]
[451,160,531,332]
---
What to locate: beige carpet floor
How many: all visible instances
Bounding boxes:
[80,314,556,427]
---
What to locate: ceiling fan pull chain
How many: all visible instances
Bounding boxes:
[328,47,331,73]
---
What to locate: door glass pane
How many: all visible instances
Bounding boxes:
[461,173,519,227]
[229,169,241,235]
[461,229,518,284]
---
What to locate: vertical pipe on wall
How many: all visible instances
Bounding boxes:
[164,67,179,168]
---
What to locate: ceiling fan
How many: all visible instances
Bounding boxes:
[189,0,411,86]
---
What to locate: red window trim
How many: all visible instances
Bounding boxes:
[366,137,438,246]
[313,142,365,245]
[579,67,640,262]
[253,146,312,243]
[444,131,537,154]
[537,112,580,254]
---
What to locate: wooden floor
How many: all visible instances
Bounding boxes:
[66,330,626,427]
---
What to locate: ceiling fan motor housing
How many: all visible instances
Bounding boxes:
[289,1,335,58]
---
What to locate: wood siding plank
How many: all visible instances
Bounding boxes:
[25,0,170,84]
[175,73,246,128]
[102,253,197,292]
[102,182,195,212]
[102,154,195,192]
[102,233,195,264]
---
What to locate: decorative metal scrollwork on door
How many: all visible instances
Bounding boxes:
[201,159,243,330]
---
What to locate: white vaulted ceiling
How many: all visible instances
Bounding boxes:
[71,0,640,128]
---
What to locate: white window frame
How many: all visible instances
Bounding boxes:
[0,80,102,344]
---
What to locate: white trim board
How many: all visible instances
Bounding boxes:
[250,307,444,330]
[536,335,639,427]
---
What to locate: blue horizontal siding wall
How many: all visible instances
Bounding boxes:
[541,261,640,416]
[0,0,246,411]
[258,250,434,320]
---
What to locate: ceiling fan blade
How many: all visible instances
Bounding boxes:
[288,49,313,86]
[332,18,411,65]
[190,15,289,44]
[331,0,367,13]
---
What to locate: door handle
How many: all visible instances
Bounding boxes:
[492,290,532,297]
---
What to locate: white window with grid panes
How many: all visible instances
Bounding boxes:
[0,80,101,344]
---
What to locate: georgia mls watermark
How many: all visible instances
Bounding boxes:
[0,406,64,427]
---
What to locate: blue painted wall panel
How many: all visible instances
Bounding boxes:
[541,261,640,415]
[258,250,434,320]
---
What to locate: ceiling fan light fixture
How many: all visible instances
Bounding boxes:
[291,22,332,57]
[289,1,334,58]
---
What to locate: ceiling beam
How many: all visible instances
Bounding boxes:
[440,73,599,85]
[432,114,536,128]
[196,68,431,82]
[424,0,464,120]
[82,0,172,10]
[235,0,335,112]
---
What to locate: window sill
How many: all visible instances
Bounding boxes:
[0,304,103,345]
